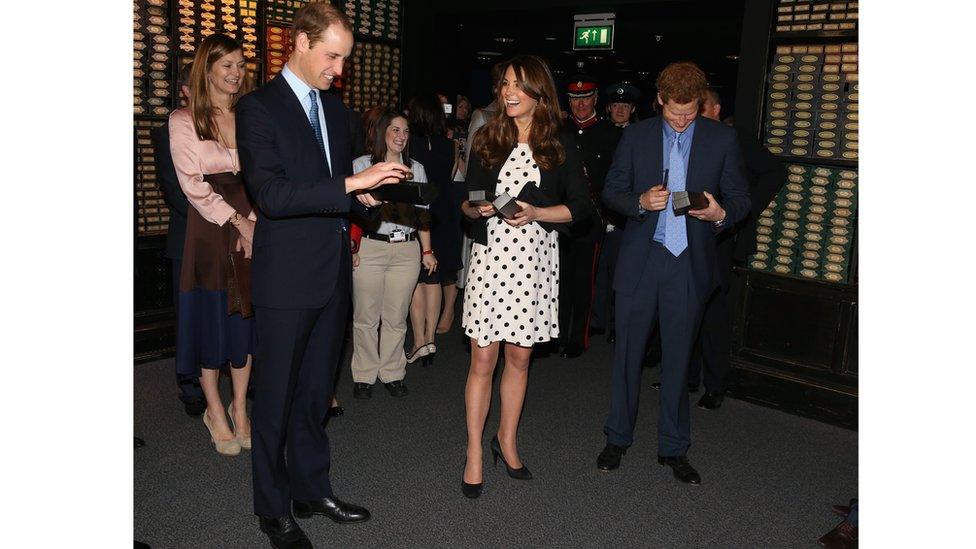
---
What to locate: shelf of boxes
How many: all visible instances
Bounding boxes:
[135,119,171,236]
[762,42,858,163]
[134,0,174,117]
[747,163,857,284]
[175,0,261,63]
[343,41,401,111]
[774,0,858,34]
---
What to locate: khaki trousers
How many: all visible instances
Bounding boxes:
[351,237,420,384]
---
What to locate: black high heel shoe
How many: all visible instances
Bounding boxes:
[461,466,483,499]
[422,343,437,367]
[490,436,533,480]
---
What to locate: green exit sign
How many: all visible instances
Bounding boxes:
[574,24,614,49]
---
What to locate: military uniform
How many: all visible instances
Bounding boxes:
[558,80,618,357]
[591,83,640,341]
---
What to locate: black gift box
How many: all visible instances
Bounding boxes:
[672,191,708,216]
[467,189,497,206]
[370,181,438,205]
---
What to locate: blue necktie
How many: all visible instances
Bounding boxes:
[308,89,346,231]
[308,89,326,154]
[664,133,688,256]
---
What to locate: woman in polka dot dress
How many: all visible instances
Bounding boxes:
[458,55,593,498]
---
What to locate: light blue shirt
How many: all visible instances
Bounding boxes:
[280,64,333,173]
[653,118,697,244]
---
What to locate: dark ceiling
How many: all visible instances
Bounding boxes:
[409,0,746,117]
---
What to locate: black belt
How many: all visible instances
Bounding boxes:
[363,231,418,243]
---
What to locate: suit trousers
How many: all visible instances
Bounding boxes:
[251,280,349,517]
[171,258,203,402]
[603,243,703,456]
[350,237,420,384]
[558,233,600,349]
[591,227,623,332]
[689,235,735,391]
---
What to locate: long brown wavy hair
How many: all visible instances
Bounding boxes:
[188,34,253,143]
[471,55,565,171]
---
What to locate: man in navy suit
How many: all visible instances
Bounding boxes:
[236,4,408,547]
[596,62,750,485]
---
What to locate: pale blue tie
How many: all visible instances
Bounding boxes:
[664,133,688,256]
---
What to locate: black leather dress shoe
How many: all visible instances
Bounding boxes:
[384,380,408,397]
[650,382,700,393]
[559,343,583,358]
[597,443,627,471]
[293,496,371,524]
[697,390,726,410]
[183,398,206,417]
[657,455,701,485]
[258,515,312,548]
[353,383,373,400]
[607,330,616,344]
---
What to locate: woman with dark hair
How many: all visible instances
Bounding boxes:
[459,55,592,497]
[169,34,255,456]
[405,94,463,365]
[349,109,437,398]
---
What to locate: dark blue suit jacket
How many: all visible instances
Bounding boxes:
[151,122,189,261]
[236,75,369,309]
[602,116,750,298]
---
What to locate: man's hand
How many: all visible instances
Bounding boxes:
[345,161,410,193]
[503,201,538,227]
[355,192,383,207]
[639,184,670,212]
[688,191,726,223]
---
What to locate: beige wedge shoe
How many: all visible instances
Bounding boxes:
[228,403,251,450]
[203,409,241,456]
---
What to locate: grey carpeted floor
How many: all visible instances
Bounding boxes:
[134,325,857,548]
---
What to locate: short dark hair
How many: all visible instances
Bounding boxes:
[407,93,447,137]
[703,88,721,105]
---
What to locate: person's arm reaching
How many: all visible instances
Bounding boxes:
[236,96,408,219]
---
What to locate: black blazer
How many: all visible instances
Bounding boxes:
[236,74,371,309]
[464,132,594,246]
[602,116,751,297]
[729,133,787,262]
[151,122,189,261]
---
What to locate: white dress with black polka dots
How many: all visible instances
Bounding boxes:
[462,143,560,348]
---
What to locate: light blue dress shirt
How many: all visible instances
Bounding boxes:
[653,119,697,245]
[280,64,333,173]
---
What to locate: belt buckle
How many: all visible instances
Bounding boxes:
[389,229,407,243]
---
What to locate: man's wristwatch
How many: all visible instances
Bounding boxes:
[230,212,243,225]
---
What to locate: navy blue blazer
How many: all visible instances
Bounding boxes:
[151,121,189,261]
[236,74,370,309]
[602,116,751,298]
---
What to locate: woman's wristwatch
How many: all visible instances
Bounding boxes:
[422,249,434,256]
